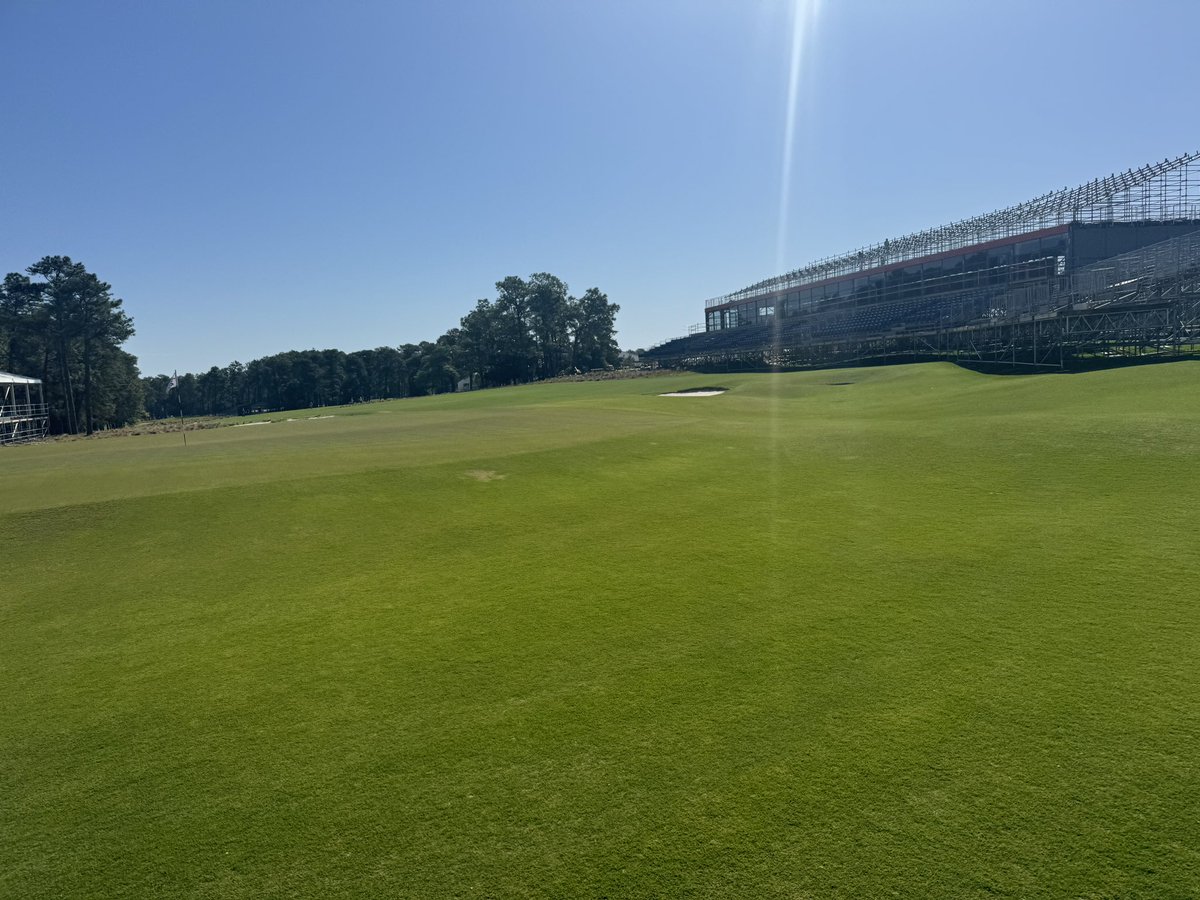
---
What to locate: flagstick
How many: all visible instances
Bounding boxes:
[173,373,188,447]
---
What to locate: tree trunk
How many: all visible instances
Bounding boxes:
[83,329,94,435]
[58,336,77,434]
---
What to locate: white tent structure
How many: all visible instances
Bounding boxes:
[0,371,49,444]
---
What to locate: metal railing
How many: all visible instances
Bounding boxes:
[0,402,49,444]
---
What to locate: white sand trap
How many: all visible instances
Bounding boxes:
[233,420,272,427]
[660,390,726,397]
[308,415,336,420]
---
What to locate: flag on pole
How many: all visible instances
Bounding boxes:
[169,371,187,446]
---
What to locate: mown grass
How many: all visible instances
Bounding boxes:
[2,362,1198,898]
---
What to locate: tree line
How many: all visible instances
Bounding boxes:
[1,256,141,434]
[145,346,437,419]
[146,272,621,419]
[3,262,620,430]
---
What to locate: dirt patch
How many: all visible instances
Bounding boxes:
[464,469,507,482]
[538,367,679,384]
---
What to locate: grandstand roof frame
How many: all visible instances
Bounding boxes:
[706,150,1200,309]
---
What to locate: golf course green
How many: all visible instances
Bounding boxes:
[2,362,1198,898]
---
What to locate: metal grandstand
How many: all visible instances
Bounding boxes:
[0,371,49,445]
[705,150,1200,309]
[646,150,1200,371]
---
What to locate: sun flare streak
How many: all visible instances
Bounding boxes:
[776,0,821,273]
[770,0,821,599]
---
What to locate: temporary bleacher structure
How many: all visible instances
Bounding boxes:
[648,151,1200,370]
[0,371,49,444]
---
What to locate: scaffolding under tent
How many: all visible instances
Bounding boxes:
[1,371,49,445]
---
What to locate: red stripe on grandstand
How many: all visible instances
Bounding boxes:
[708,224,1070,311]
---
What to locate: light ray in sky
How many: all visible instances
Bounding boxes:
[776,0,821,273]
[770,0,821,600]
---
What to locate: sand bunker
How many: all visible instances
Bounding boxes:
[660,389,727,397]
[234,414,336,428]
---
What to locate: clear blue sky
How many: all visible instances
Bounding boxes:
[3,0,1196,375]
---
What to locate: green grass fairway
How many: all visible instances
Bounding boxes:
[3,363,1199,898]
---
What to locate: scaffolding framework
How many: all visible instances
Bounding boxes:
[705,150,1200,309]
[648,151,1200,372]
[652,227,1200,372]
[1,372,49,445]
